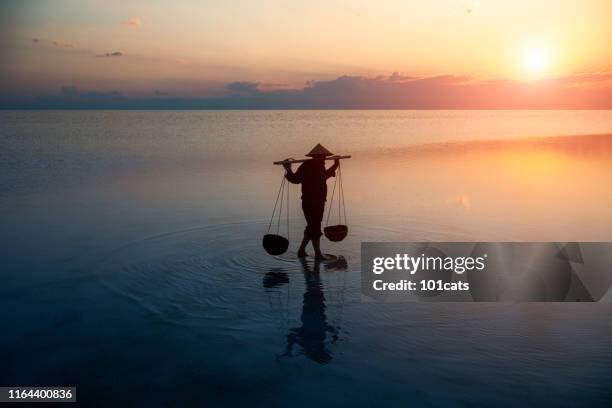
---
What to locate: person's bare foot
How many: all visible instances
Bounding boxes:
[314,253,337,261]
[297,250,308,258]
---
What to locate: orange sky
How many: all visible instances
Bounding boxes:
[0,0,611,107]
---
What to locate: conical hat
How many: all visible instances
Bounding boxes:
[306,143,333,157]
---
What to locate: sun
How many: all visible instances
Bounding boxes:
[522,44,550,75]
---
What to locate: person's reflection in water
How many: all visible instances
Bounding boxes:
[281,257,347,364]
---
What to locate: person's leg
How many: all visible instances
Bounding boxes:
[299,201,312,257]
[312,235,323,258]
[312,237,335,260]
[303,200,333,259]
[309,201,329,260]
[297,234,310,258]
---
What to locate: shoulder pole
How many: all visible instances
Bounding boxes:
[273,155,351,165]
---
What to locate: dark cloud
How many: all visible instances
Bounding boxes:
[96,52,123,58]
[31,38,40,43]
[80,90,124,100]
[225,81,260,95]
[2,73,611,109]
[61,85,78,97]
[20,88,125,109]
[225,81,291,93]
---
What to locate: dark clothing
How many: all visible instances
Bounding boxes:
[286,159,338,239]
[302,200,325,239]
[285,159,338,202]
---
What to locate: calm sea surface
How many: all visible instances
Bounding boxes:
[2,110,612,406]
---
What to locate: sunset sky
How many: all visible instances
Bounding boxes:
[1,0,611,108]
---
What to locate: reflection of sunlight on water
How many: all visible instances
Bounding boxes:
[341,135,612,240]
[447,194,471,210]
[504,150,567,178]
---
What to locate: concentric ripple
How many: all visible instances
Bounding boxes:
[92,215,499,326]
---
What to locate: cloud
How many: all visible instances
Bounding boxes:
[96,51,123,58]
[30,37,126,59]
[80,90,124,100]
[26,87,126,108]
[388,72,414,82]
[3,72,612,109]
[259,73,612,109]
[123,17,142,28]
[225,81,260,95]
[51,40,74,48]
[30,38,74,48]
[257,82,290,91]
[60,86,78,97]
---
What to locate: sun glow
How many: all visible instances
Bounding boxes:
[522,44,551,76]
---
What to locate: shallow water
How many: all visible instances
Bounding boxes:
[2,110,612,406]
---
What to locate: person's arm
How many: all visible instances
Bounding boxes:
[325,159,340,179]
[284,162,303,184]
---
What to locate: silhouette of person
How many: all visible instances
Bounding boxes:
[282,258,337,363]
[283,144,339,260]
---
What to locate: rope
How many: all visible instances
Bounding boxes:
[267,175,286,234]
[339,165,347,225]
[267,172,292,237]
[337,165,341,224]
[325,167,338,227]
[325,162,347,226]
[286,175,290,240]
[276,177,285,234]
